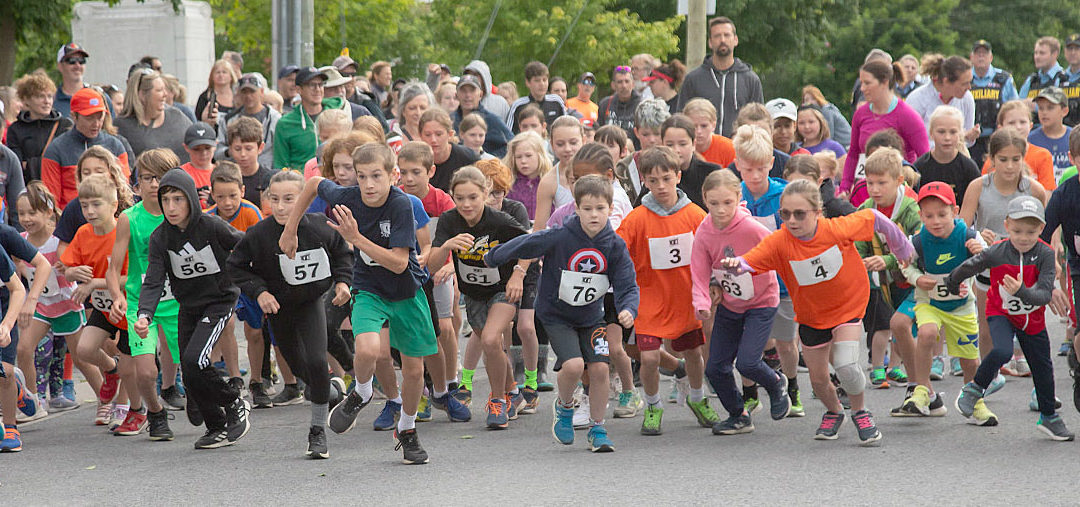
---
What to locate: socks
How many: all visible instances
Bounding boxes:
[509,386,519,395]
[524,369,538,389]
[390,395,402,404]
[788,375,799,393]
[558,397,575,409]
[591,419,605,426]
[355,379,374,403]
[398,409,417,431]
[461,369,475,390]
[742,384,759,402]
[644,391,662,407]
[689,387,705,403]
[433,389,448,399]
[312,403,328,427]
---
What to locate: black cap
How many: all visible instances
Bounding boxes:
[184,122,217,148]
[278,64,300,80]
[972,39,992,52]
[1066,34,1080,48]
[294,66,325,86]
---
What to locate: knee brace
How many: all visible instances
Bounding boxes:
[830,340,865,396]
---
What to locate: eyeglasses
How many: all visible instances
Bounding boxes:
[304,81,325,89]
[489,190,506,199]
[63,57,87,65]
[778,208,813,221]
[139,174,160,183]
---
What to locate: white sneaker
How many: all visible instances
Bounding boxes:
[1015,357,1031,377]
[573,396,591,429]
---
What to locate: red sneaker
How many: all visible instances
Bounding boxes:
[113,410,148,436]
[99,370,121,404]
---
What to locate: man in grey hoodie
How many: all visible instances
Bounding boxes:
[676,17,763,137]
[462,60,511,122]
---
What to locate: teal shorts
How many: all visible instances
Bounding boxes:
[33,309,86,336]
[127,307,181,362]
[351,289,438,358]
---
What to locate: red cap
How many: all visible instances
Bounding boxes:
[917,181,955,206]
[71,88,107,116]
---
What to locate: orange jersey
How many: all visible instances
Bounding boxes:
[206,199,262,232]
[981,143,1056,191]
[617,201,707,339]
[698,134,736,167]
[742,210,876,329]
[60,223,129,327]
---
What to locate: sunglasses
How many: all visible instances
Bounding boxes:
[64,57,87,65]
[615,65,631,73]
[778,208,813,221]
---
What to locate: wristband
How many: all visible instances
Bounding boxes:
[513,265,527,274]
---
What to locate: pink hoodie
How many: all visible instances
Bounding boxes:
[690,207,780,314]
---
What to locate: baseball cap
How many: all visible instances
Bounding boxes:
[458,74,482,91]
[580,72,596,85]
[332,55,358,73]
[1007,195,1045,223]
[318,66,351,88]
[765,98,798,122]
[57,43,89,63]
[294,66,324,86]
[184,122,217,148]
[1034,86,1067,105]
[972,39,992,52]
[1066,34,1080,48]
[278,65,300,80]
[237,73,266,92]
[917,181,956,206]
[70,88,107,116]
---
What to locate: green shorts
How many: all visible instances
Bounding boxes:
[351,289,438,358]
[127,307,181,362]
[33,309,86,336]
[914,303,979,360]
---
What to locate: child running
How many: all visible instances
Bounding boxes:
[0,242,28,451]
[720,179,914,446]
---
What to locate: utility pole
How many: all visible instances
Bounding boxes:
[272,0,314,89]
[687,0,706,65]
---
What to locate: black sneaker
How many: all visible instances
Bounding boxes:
[148,409,174,441]
[712,413,754,435]
[306,425,329,459]
[814,411,844,440]
[852,409,882,446]
[329,377,346,409]
[328,391,370,434]
[1037,413,1075,441]
[394,428,429,464]
[160,385,185,411]
[225,398,251,443]
[250,381,273,409]
[186,398,203,426]
[271,383,304,406]
[194,428,230,449]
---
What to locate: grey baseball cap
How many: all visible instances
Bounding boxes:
[1006,196,1045,223]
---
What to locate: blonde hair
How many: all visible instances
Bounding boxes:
[317,109,352,139]
[781,179,822,211]
[811,151,838,180]
[419,107,458,144]
[321,131,379,179]
[119,69,163,124]
[732,124,773,163]
[449,165,489,194]
[352,115,386,143]
[206,59,239,91]
[504,131,552,182]
[863,146,904,179]
[682,97,717,122]
[78,174,120,208]
[733,102,771,129]
[701,168,741,199]
[928,105,964,130]
[996,100,1032,127]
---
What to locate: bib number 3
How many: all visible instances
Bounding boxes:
[648,232,693,270]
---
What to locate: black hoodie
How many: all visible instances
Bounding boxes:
[138,168,244,320]
[676,56,763,137]
[4,110,72,182]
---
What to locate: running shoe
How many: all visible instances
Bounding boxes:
[114,409,148,436]
[250,381,273,409]
[373,400,402,431]
[551,399,575,445]
[13,368,45,422]
[63,379,78,403]
[194,428,230,449]
[614,390,643,418]
[836,386,851,410]
[869,367,889,389]
[225,398,251,443]
[573,396,591,429]
[394,428,429,464]
[984,373,1007,397]
[1073,371,1080,414]
[887,367,909,386]
[687,396,720,427]
[1,426,23,452]
[49,395,79,412]
[763,348,781,370]
[507,391,523,421]
[666,377,680,404]
[1028,387,1063,411]
[147,409,174,441]
[788,389,805,417]
[431,393,471,422]
[712,413,753,435]
[186,397,203,426]
[640,405,663,435]
[416,395,432,422]
[328,378,345,409]
[674,375,690,406]
[452,386,472,407]
[814,411,844,440]
[519,387,539,415]
[929,356,945,381]
[852,410,882,446]
[160,385,185,411]
[1036,413,1075,441]
[94,402,111,426]
[1014,357,1031,377]
[328,391,370,434]
[99,359,121,403]
[955,382,983,418]
[486,396,508,429]
[927,392,947,416]
[769,374,791,420]
[744,396,762,416]
[307,425,329,459]
[950,357,963,376]
[271,383,304,406]
[900,385,932,416]
[1000,359,1019,376]
[108,404,129,432]
[587,424,615,452]
[1059,342,1073,357]
[968,399,998,426]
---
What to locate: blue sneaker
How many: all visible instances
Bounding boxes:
[373,400,401,431]
[13,368,40,420]
[431,393,471,422]
[929,356,945,381]
[174,371,186,397]
[1,425,22,452]
[551,399,574,444]
[587,424,615,452]
[984,373,1006,397]
[486,396,509,429]
[955,382,983,418]
[62,379,78,403]
[416,395,432,422]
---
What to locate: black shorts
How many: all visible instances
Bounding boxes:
[520,272,539,310]
[602,292,633,342]
[541,321,611,371]
[799,318,861,348]
[87,310,131,355]
[862,286,911,334]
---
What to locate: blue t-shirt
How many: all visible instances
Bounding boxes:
[1028,126,1074,179]
[317,181,426,301]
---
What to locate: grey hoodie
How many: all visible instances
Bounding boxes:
[464,60,510,121]
[677,56,763,137]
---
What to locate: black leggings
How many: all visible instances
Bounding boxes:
[269,299,330,404]
[179,302,240,430]
[323,289,355,369]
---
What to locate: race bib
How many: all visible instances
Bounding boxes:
[648,232,693,270]
[25,266,61,297]
[90,289,114,313]
[279,248,331,286]
[168,245,221,279]
[457,260,500,286]
[558,271,610,306]
[356,248,382,267]
[999,285,1037,315]
[928,274,963,302]
[789,245,843,286]
[854,153,867,180]
[141,273,175,301]
[713,269,754,301]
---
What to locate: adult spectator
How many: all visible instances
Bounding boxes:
[222,50,244,75]
[1019,36,1067,99]
[631,53,660,100]
[41,88,128,208]
[332,59,387,132]
[800,85,851,147]
[896,54,924,98]
[215,72,281,169]
[0,143,24,225]
[139,55,163,73]
[969,39,1018,165]
[5,70,72,182]
[841,60,929,195]
[274,67,358,171]
[333,55,360,97]
[549,77,569,104]
[390,82,435,142]
[451,74,511,158]
[53,43,115,119]
[905,54,978,146]
[369,61,393,109]
[643,60,686,114]
[1063,34,1080,127]
[319,67,373,122]
[114,68,193,165]
[278,65,300,113]
[162,73,196,123]
[463,60,511,122]
[850,48,892,111]
[506,61,565,133]
[597,66,643,148]
[565,72,598,123]
[0,87,19,139]
[424,62,454,92]
[420,107,478,191]
[194,59,240,124]
[677,16,763,137]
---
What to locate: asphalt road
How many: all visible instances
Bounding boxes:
[4,317,1080,505]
